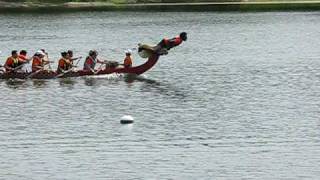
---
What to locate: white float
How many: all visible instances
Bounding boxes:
[120,115,134,124]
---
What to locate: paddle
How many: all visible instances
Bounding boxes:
[12,63,27,72]
[87,64,103,75]
[89,67,99,75]
[73,57,82,66]
[47,60,52,71]
[55,67,74,78]
[0,63,25,73]
[26,66,44,79]
[26,60,53,78]
[55,64,80,78]
[95,63,106,75]
[70,56,82,62]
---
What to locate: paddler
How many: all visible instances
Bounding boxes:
[123,49,133,68]
[19,50,31,63]
[57,52,72,73]
[4,50,25,72]
[41,49,49,61]
[83,50,105,71]
[40,49,52,70]
[19,50,32,73]
[31,50,51,72]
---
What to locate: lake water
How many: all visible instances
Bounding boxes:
[0,11,320,179]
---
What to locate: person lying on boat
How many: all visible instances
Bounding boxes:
[4,50,26,72]
[138,32,187,58]
[157,32,187,51]
[123,49,133,68]
[32,50,52,72]
[83,50,105,71]
[57,52,73,74]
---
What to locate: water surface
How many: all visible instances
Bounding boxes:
[0,11,320,179]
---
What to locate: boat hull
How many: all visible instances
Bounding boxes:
[0,54,159,79]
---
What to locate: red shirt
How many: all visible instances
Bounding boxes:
[164,36,183,47]
[83,56,96,70]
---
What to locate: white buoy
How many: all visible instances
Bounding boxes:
[120,115,134,124]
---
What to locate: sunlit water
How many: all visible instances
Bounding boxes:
[0,11,320,179]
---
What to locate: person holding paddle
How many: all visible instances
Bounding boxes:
[83,50,105,72]
[4,50,25,72]
[19,50,33,73]
[57,52,72,74]
[18,50,31,63]
[31,50,52,72]
[69,50,82,69]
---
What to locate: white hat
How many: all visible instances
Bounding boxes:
[125,49,132,54]
[36,50,45,56]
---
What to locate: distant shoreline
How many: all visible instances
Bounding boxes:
[1,1,320,12]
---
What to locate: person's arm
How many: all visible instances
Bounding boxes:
[18,58,27,64]
[97,58,105,64]
[71,56,82,61]
[23,56,33,63]
[4,64,13,71]
[43,59,54,65]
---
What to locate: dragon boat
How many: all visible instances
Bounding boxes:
[0,52,160,80]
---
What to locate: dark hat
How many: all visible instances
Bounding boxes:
[61,51,68,57]
[11,50,18,55]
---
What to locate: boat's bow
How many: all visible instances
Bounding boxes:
[109,53,160,75]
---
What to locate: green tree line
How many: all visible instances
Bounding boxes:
[2,0,231,3]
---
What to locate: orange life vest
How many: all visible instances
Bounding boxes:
[32,56,43,72]
[58,58,71,71]
[19,54,28,62]
[5,56,20,69]
[124,56,132,68]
